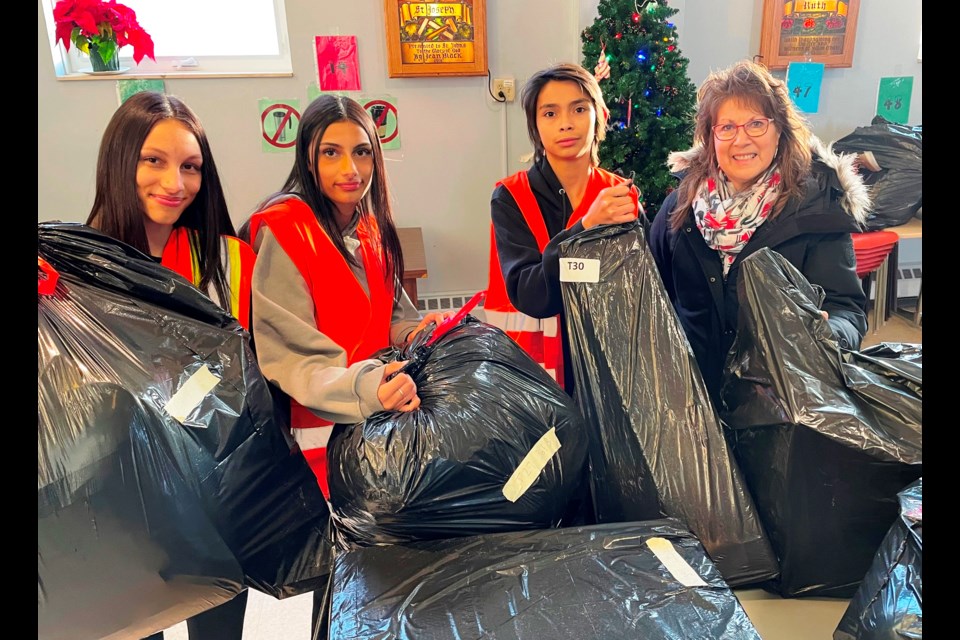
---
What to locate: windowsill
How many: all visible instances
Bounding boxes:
[56,70,294,81]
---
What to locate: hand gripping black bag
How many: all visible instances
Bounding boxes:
[331,519,762,640]
[721,248,922,598]
[834,478,922,640]
[38,223,331,640]
[557,221,778,587]
[833,115,922,230]
[326,316,589,548]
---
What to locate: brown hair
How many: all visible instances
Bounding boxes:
[521,62,608,166]
[86,91,235,304]
[670,59,813,231]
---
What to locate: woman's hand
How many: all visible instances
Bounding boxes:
[582,179,639,230]
[407,311,457,343]
[378,361,420,412]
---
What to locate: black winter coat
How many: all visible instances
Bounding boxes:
[648,154,869,405]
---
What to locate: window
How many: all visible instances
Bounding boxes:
[41,0,292,77]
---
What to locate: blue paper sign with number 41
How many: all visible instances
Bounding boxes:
[786,62,824,114]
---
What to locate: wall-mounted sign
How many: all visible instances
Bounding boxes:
[384,0,488,77]
[259,99,301,153]
[785,62,824,113]
[362,96,401,150]
[315,36,362,91]
[759,0,860,69]
[876,77,913,125]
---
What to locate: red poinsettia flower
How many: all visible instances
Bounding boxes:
[53,0,155,65]
[803,18,816,29]
[781,18,794,30]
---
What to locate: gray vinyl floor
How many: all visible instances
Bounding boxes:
[158,312,921,640]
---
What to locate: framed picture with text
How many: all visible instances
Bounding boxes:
[384,0,488,77]
[759,0,860,69]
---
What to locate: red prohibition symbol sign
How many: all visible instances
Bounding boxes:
[363,99,399,144]
[261,103,300,149]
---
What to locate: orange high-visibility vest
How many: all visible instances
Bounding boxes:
[248,199,393,498]
[161,227,255,331]
[486,167,637,388]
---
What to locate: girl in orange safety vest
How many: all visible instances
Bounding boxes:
[488,63,641,393]
[84,90,255,640]
[246,95,450,500]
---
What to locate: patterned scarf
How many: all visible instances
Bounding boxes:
[693,165,782,277]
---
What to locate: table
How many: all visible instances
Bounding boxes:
[397,227,428,307]
[886,217,922,326]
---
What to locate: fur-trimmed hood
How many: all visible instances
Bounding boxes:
[667,136,870,226]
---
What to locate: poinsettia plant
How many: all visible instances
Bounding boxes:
[53,0,155,65]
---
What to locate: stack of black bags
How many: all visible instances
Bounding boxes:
[721,249,922,598]
[323,225,760,636]
[38,223,330,639]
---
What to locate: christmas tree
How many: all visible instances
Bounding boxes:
[582,0,696,217]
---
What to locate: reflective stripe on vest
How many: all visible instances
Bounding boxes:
[487,168,638,388]
[486,171,573,387]
[292,425,334,451]
[161,227,255,331]
[483,310,558,337]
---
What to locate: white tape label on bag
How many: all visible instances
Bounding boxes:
[646,537,708,587]
[502,427,562,503]
[163,365,221,425]
[559,258,600,283]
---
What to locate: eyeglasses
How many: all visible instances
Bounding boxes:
[712,118,773,141]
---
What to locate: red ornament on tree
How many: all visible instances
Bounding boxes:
[632,12,641,23]
[615,32,623,39]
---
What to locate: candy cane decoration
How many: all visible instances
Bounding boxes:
[594,44,611,82]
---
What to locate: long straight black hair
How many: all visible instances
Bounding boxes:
[86,91,235,304]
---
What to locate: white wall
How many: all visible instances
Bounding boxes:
[671,0,922,143]
[38,0,922,296]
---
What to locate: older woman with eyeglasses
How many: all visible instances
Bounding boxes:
[647,59,870,405]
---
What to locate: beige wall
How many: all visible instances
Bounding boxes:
[38,0,921,296]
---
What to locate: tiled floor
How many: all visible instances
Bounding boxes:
[159,306,922,640]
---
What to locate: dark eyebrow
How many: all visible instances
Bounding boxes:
[539,98,591,110]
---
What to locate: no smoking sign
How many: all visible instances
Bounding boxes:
[259,99,301,153]
[362,97,400,150]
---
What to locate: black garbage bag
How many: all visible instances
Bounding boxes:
[721,248,922,598]
[38,223,331,640]
[326,316,589,548]
[833,115,922,230]
[331,519,762,639]
[834,478,922,640]
[558,221,778,587]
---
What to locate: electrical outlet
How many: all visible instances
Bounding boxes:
[493,77,516,102]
